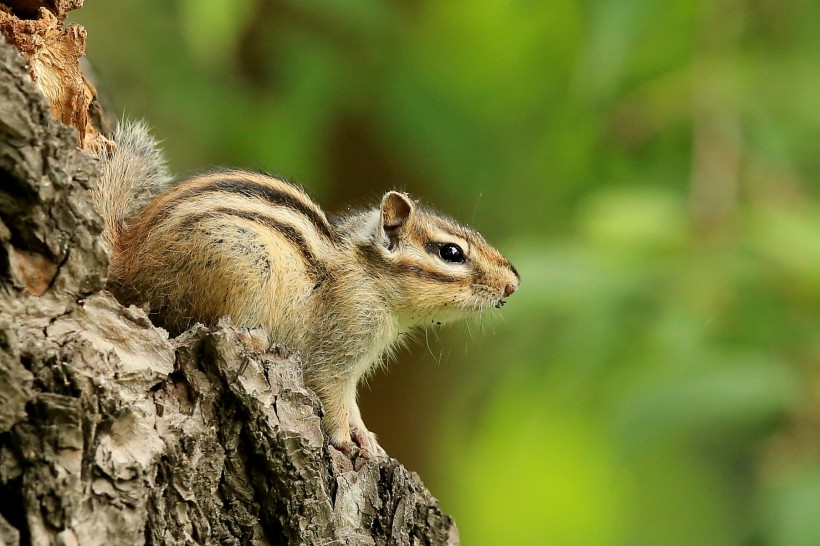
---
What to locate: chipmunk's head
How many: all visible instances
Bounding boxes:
[358,191,519,325]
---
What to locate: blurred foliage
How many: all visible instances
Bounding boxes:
[77,0,820,544]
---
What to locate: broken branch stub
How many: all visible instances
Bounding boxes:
[0,2,109,150]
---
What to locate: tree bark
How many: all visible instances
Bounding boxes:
[0,28,458,546]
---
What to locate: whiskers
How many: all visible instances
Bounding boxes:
[423,325,444,365]
[467,306,502,337]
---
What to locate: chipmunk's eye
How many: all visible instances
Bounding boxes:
[439,243,465,263]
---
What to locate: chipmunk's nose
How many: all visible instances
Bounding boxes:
[504,281,518,297]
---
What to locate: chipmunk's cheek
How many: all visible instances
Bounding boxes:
[463,297,488,314]
[444,294,477,316]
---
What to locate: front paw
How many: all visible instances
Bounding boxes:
[330,438,359,458]
[351,426,387,459]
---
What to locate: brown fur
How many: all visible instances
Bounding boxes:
[95,122,520,457]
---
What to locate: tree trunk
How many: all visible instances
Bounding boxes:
[0,18,458,546]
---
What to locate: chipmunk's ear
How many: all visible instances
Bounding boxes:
[380,191,414,249]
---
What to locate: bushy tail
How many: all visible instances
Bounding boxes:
[93,120,172,251]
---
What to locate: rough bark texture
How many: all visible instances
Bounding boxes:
[0,1,109,150]
[1,1,81,19]
[0,37,458,546]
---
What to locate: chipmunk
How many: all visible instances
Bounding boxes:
[93,121,519,458]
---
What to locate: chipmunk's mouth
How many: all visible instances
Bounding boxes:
[495,299,506,309]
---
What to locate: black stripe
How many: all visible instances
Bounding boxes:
[180,208,326,282]
[401,263,459,283]
[159,172,338,242]
[507,262,520,279]
[357,243,459,284]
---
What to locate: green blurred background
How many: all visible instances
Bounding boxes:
[75,1,820,544]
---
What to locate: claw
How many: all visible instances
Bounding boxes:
[332,440,358,458]
[351,426,387,459]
